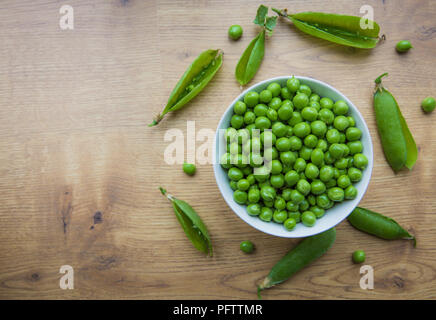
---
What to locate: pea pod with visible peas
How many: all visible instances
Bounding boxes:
[348,207,416,247]
[257,228,336,298]
[235,5,277,86]
[272,8,381,49]
[149,49,223,126]
[159,187,213,256]
[373,73,418,171]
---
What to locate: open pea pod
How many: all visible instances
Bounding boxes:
[160,187,213,256]
[149,49,223,126]
[272,8,381,49]
[373,73,418,171]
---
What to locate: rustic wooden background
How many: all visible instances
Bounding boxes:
[0,0,435,300]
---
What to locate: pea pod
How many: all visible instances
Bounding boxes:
[235,5,277,86]
[258,228,336,297]
[159,187,213,256]
[348,207,416,247]
[374,73,418,171]
[272,8,381,49]
[149,49,223,126]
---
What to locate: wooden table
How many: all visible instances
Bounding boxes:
[0,0,435,300]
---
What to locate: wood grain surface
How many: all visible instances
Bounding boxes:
[0,0,435,300]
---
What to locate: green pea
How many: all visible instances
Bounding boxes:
[260,185,276,202]
[307,194,316,206]
[289,136,302,151]
[255,116,271,130]
[333,115,350,131]
[288,111,303,126]
[259,207,273,222]
[318,108,335,124]
[352,250,365,263]
[337,175,351,189]
[276,137,292,152]
[231,114,244,129]
[286,201,299,212]
[334,158,349,170]
[297,179,311,195]
[316,194,331,209]
[281,87,292,100]
[293,93,309,110]
[326,128,341,144]
[266,108,278,122]
[278,104,294,121]
[333,100,349,115]
[304,134,318,149]
[228,167,243,181]
[230,180,238,191]
[253,104,268,117]
[348,167,362,182]
[237,179,250,191]
[270,174,285,188]
[286,76,300,92]
[280,151,296,166]
[244,91,259,107]
[293,158,307,173]
[299,146,312,161]
[310,148,324,167]
[299,199,310,212]
[233,190,248,204]
[301,107,318,121]
[228,25,243,40]
[311,206,325,219]
[269,97,282,110]
[353,153,368,169]
[301,211,316,227]
[248,188,260,203]
[316,139,328,152]
[305,163,319,180]
[395,40,412,53]
[272,121,288,138]
[293,122,311,138]
[247,203,261,216]
[320,97,334,109]
[234,101,247,115]
[329,143,344,159]
[346,127,362,141]
[311,180,326,195]
[327,187,344,202]
[284,170,299,186]
[281,188,292,201]
[267,82,282,97]
[273,210,288,224]
[324,151,335,165]
[290,190,304,204]
[344,185,358,199]
[421,96,436,113]
[284,218,297,230]
[347,141,363,155]
[259,90,273,103]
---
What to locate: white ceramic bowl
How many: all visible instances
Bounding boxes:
[213,76,373,238]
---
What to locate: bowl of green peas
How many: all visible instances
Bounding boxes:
[213,76,373,238]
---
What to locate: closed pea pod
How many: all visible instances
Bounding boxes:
[348,207,416,247]
[258,228,336,297]
[373,73,418,171]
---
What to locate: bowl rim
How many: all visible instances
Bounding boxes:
[213,75,373,238]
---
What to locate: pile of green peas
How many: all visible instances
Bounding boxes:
[220,77,368,231]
